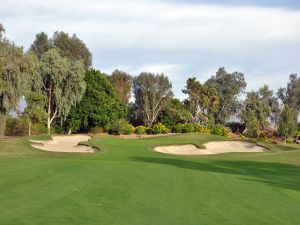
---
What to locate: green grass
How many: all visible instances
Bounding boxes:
[0,133,300,225]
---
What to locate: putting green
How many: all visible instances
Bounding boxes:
[0,133,299,225]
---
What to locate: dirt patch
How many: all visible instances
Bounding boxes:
[30,135,95,153]
[154,141,266,155]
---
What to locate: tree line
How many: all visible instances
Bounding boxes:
[0,24,299,140]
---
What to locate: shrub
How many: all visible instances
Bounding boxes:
[135,126,147,135]
[108,119,128,135]
[273,130,279,138]
[181,123,195,133]
[90,126,103,134]
[5,117,18,136]
[193,124,201,132]
[152,123,169,134]
[268,139,278,144]
[5,116,27,136]
[52,124,64,134]
[296,131,300,140]
[211,125,229,137]
[257,131,267,142]
[171,123,211,134]
[245,128,258,138]
[121,124,135,135]
[31,122,47,135]
[225,122,245,133]
[146,127,153,134]
[172,124,183,133]
[193,124,211,134]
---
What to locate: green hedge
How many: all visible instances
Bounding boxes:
[172,123,211,134]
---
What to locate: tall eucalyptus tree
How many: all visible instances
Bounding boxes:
[39,49,86,134]
[0,24,37,138]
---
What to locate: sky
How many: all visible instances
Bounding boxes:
[1,0,300,100]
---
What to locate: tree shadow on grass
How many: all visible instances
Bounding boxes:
[130,157,300,191]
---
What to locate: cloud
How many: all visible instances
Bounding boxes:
[1,0,300,99]
[2,0,300,50]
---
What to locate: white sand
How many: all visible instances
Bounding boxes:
[154,141,265,155]
[30,135,95,153]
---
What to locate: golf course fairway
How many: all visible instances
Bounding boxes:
[0,133,300,225]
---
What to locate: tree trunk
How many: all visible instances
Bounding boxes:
[47,119,51,134]
[28,119,31,136]
[284,138,287,146]
[0,112,6,140]
[47,85,52,134]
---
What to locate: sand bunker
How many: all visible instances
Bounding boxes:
[154,141,265,155]
[30,135,95,153]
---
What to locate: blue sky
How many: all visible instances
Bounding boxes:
[1,0,300,99]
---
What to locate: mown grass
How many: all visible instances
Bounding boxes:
[0,133,299,225]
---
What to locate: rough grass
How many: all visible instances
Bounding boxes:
[0,133,299,225]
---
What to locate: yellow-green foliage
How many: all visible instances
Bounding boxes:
[121,124,135,135]
[152,123,169,134]
[182,124,195,133]
[89,126,103,134]
[193,124,211,134]
[135,126,147,135]
[172,123,211,134]
[211,125,229,137]
[257,131,267,142]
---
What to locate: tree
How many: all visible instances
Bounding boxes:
[206,67,246,124]
[241,109,259,138]
[30,31,92,68]
[30,32,51,59]
[241,86,280,131]
[278,74,300,113]
[23,92,45,136]
[52,31,92,68]
[182,77,219,125]
[65,69,126,132]
[258,85,280,126]
[0,24,35,138]
[133,73,173,127]
[0,24,5,40]
[278,107,298,143]
[157,98,191,127]
[108,69,132,105]
[39,49,86,134]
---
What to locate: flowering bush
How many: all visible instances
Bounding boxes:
[121,124,135,135]
[135,125,147,135]
[193,124,211,134]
